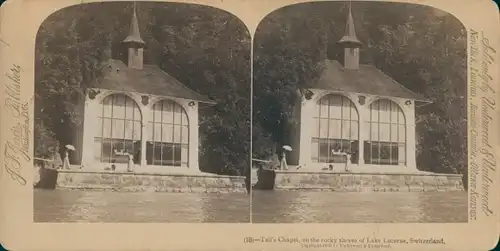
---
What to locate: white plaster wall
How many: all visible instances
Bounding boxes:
[80,88,200,173]
[296,89,417,171]
[297,92,313,167]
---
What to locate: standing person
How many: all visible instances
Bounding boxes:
[345,151,351,172]
[281,145,292,170]
[127,154,135,172]
[280,150,288,170]
[63,145,75,170]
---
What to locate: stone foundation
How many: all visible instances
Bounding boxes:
[273,170,464,192]
[53,170,247,193]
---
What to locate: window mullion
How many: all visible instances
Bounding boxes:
[327,97,331,163]
[397,104,401,165]
[340,96,343,154]
[131,98,135,160]
[180,104,183,166]
[370,104,373,164]
[377,101,381,165]
[172,103,176,166]
[123,98,127,156]
[348,99,352,157]
[101,100,105,163]
[110,96,115,163]
[389,102,392,165]
[160,102,164,165]
[318,100,321,162]
[152,104,156,165]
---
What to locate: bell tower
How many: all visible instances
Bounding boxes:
[337,1,362,69]
[122,2,146,69]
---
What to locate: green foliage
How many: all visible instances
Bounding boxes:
[34,121,59,159]
[253,2,467,175]
[35,2,250,175]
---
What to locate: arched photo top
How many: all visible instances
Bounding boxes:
[34,1,253,181]
[254,1,465,42]
[36,1,251,47]
[251,0,468,186]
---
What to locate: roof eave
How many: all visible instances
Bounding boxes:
[93,85,216,105]
[140,90,215,104]
[198,100,217,105]
[307,86,430,103]
[122,37,146,46]
[414,99,433,107]
[337,37,362,48]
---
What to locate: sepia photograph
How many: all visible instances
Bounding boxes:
[0,0,499,250]
[32,1,251,223]
[251,1,468,223]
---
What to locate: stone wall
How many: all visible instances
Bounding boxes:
[56,170,247,193]
[252,168,276,190]
[274,171,465,192]
[34,161,60,189]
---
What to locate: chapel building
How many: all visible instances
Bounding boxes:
[72,4,214,173]
[287,5,430,172]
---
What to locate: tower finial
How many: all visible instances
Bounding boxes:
[133,1,138,17]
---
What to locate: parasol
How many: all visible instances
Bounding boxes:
[65,145,76,151]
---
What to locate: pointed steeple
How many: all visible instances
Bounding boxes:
[337,1,362,69]
[122,2,145,69]
[337,1,362,47]
[123,2,145,46]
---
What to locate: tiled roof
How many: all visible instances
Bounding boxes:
[310,60,430,102]
[91,59,214,103]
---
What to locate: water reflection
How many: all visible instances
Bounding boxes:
[34,190,250,223]
[252,191,467,223]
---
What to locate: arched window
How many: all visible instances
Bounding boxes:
[94,94,142,164]
[311,94,359,163]
[146,100,189,167]
[364,99,406,165]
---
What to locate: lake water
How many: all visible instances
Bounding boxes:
[251,190,468,223]
[34,190,250,223]
[34,190,468,223]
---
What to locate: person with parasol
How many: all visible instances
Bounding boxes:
[63,144,75,170]
[280,145,292,170]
